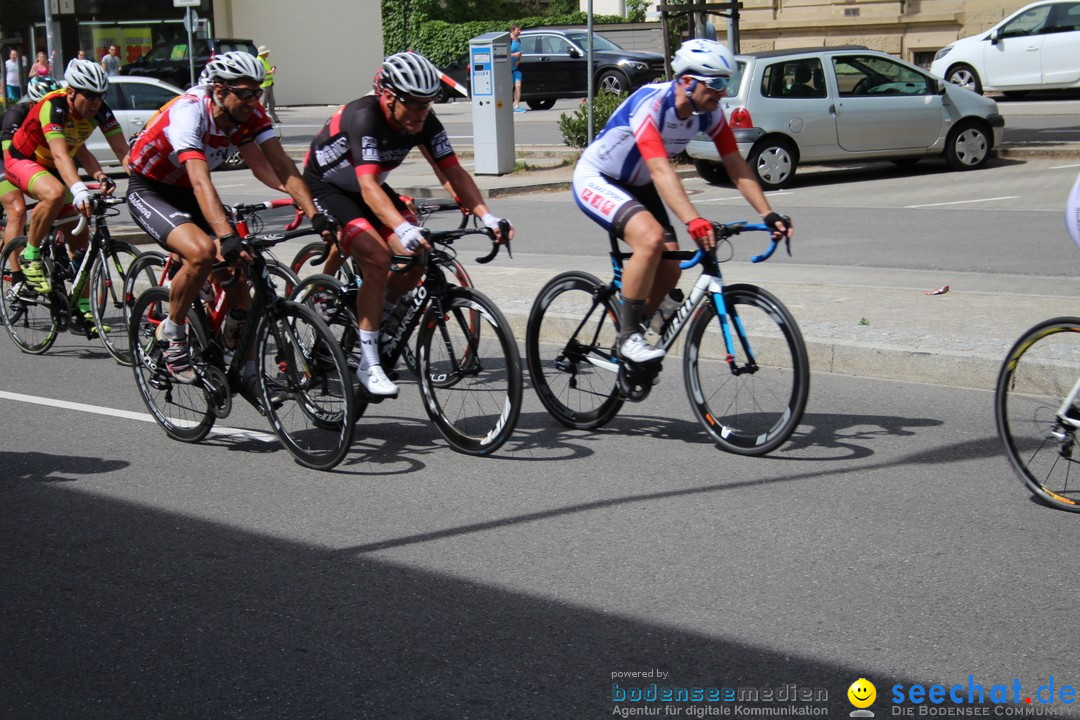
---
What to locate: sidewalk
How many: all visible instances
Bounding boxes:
[113,140,1080,392]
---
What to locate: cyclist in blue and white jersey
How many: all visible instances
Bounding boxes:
[572,39,794,364]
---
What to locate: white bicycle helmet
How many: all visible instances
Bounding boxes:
[671,39,735,77]
[203,50,265,83]
[64,59,109,93]
[380,52,441,100]
[27,75,62,102]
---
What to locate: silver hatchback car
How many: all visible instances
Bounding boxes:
[687,46,1005,189]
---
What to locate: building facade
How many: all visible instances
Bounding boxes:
[0,0,382,104]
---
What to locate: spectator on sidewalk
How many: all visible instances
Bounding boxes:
[101,44,121,76]
[257,45,280,124]
[510,25,525,113]
[28,51,50,80]
[5,50,20,104]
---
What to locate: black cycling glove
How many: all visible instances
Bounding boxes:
[311,212,336,237]
[763,212,793,255]
[219,234,244,263]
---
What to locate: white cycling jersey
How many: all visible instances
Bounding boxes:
[1068,171,1080,250]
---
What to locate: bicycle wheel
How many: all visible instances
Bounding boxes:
[525,271,623,429]
[0,237,59,354]
[684,283,809,456]
[290,273,361,373]
[264,258,301,298]
[128,287,216,442]
[256,300,356,470]
[290,241,348,287]
[417,287,522,455]
[995,317,1080,512]
[89,240,142,364]
[121,250,167,331]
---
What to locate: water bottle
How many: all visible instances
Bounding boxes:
[649,289,684,333]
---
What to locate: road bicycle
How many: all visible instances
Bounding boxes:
[121,199,302,333]
[0,192,142,363]
[526,221,809,457]
[128,201,356,470]
[994,317,1080,512]
[290,223,522,456]
[288,196,475,294]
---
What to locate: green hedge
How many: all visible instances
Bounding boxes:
[382,6,636,67]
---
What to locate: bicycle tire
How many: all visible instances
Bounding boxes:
[525,271,624,429]
[128,287,215,443]
[684,283,809,456]
[121,250,167,332]
[994,317,1080,512]
[417,287,522,455]
[290,241,350,288]
[0,237,59,354]
[256,300,356,470]
[264,258,301,298]
[89,240,142,365]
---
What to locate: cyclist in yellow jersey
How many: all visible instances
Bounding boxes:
[2,60,129,295]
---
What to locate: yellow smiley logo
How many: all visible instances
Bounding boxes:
[848,678,876,708]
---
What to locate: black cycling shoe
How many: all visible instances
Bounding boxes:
[238,373,287,416]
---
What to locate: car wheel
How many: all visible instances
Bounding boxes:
[946,64,982,95]
[694,160,730,186]
[223,151,247,170]
[945,121,992,170]
[526,99,556,111]
[597,70,628,95]
[747,138,797,190]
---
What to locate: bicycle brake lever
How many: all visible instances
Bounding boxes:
[476,220,511,264]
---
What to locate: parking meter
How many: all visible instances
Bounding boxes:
[468,32,515,175]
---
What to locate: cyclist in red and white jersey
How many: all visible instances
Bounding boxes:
[126,50,334,388]
[572,39,793,365]
[302,51,514,398]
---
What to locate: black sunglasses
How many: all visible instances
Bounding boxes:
[78,89,105,101]
[224,85,263,100]
[395,94,434,112]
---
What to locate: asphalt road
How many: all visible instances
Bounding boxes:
[3,153,1080,716]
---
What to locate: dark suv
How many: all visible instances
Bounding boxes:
[120,38,257,89]
[440,29,665,109]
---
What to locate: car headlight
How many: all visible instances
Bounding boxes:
[618,59,648,72]
[933,45,954,62]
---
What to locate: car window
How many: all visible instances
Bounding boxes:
[1000,4,1053,36]
[760,58,827,98]
[541,35,575,55]
[123,83,180,111]
[217,41,254,54]
[832,55,931,96]
[564,33,621,52]
[104,83,126,110]
[1049,2,1080,32]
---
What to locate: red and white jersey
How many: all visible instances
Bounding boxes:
[128,88,275,187]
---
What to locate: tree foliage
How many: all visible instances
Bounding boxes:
[557,90,628,149]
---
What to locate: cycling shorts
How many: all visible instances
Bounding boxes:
[126,173,213,249]
[0,178,17,197]
[3,156,65,198]
[572,164,676,244]
[306,177,418,256]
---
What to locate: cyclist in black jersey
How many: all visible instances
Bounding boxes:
[303,51,515,398]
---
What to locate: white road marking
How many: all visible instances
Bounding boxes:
[0,390,278,443]
[905,195,1019,209]
[1050,163,1080,170]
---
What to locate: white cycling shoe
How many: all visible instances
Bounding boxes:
[619,332,665,364]
[357,363,399,398]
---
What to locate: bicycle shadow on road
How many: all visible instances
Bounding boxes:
[0,450,128,483]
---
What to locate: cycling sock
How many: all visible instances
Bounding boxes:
[358,328,380,371]
[162,316,185,341]
[21,244,40,261]
[618,294,646,344]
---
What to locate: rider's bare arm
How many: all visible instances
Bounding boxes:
[259,136,326,231]
[185,156,234,242]
[47,137,86,192]
[104,130,129,170]
[240,141,286,193]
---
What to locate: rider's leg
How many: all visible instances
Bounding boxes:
[163,224,217,327]
[344,218,399,397]
[619,211,668,337]
[0,184,26,273]
[22,171,65,252]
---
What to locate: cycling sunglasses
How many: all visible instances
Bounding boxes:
[77,89,105,101]
[688,75,731,93]
[395,94,435,112]
[225,85,263,100]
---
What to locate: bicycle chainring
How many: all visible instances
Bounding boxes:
[617,361,661,402]
[203,365,231,418]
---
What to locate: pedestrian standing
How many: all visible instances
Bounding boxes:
[66,49,87,74]
[28,51,50,80]
[4,49,20,104]
[510,25,526,113]
[257,45,280,124]
[101,44,120,76]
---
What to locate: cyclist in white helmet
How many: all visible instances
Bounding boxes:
[126,50,334,397]
[572,38,793,367]
[4,59,128,297]
[302,51,515,399]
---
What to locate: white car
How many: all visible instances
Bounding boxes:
[86,76,183,165]
[930,0,1080,96]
